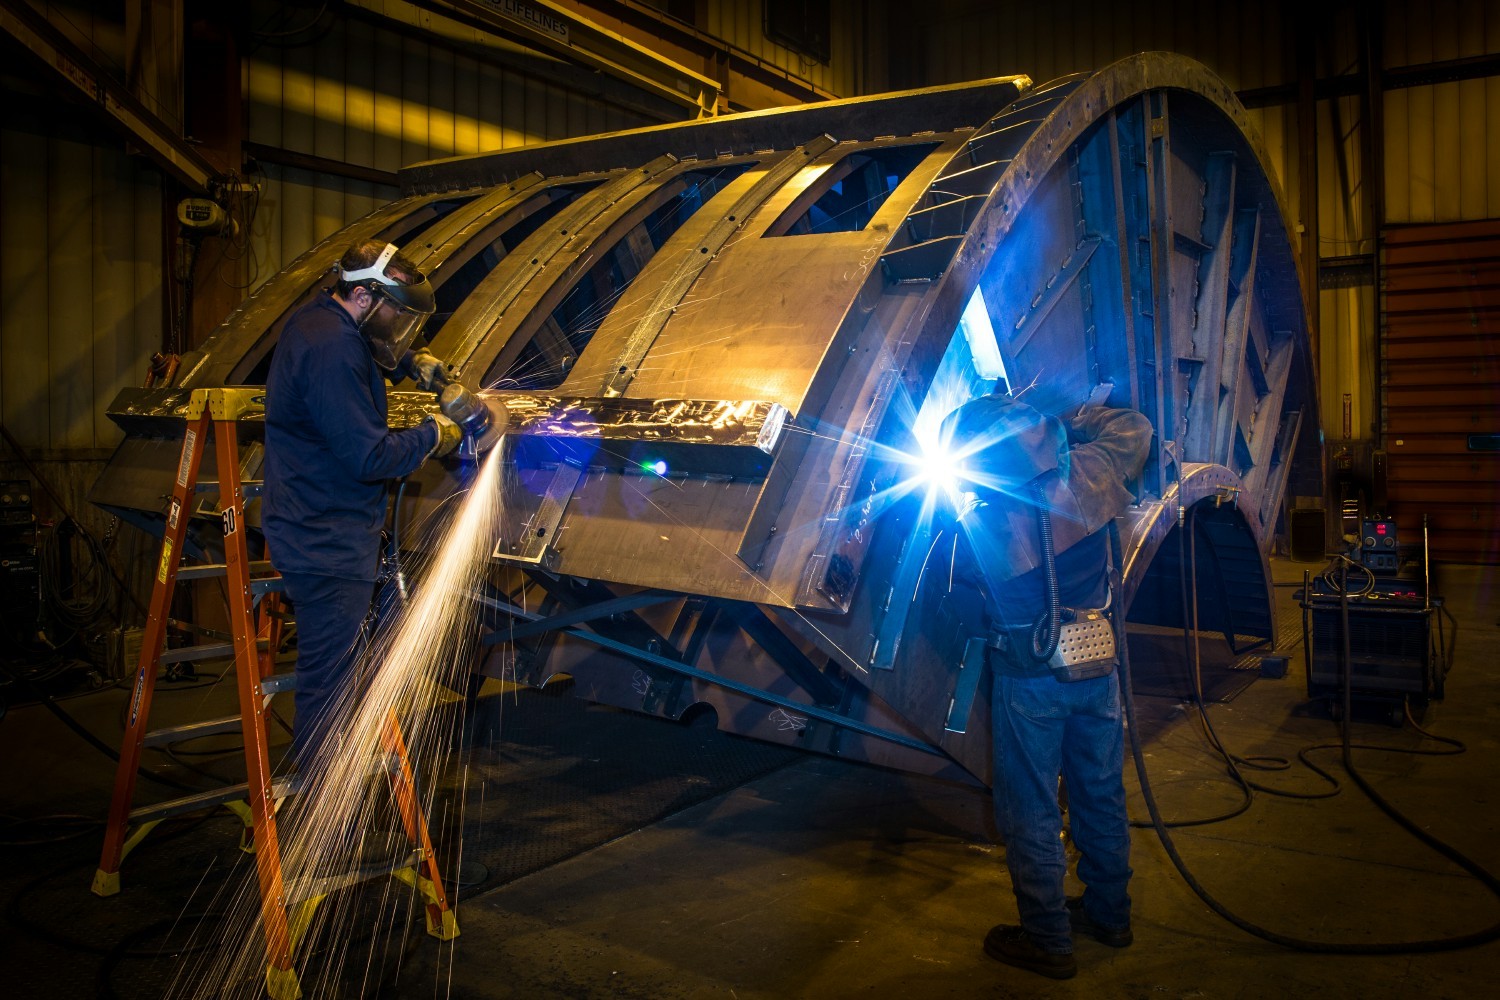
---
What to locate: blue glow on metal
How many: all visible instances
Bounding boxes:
[958,287,1007,380]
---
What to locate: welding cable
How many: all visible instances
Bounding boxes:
[1322,552,1375,597]
[1185,549,1464,807]
[1174,507,1341,810]
[99,875,429,998]
[1196,521,1270,656]
[1117,523,1500,953]
[95,913,228,1000]
[4,811,227,959]
[0,422,149,622]
[387,475,413,603]
[1028,480,1062,662]
[1131,506,1259,829]
[0,662,206,793]
[40,515,114,631]
[0,812,101,847]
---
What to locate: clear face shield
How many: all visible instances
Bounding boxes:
[341,243,437,370]
[361,287,433,370]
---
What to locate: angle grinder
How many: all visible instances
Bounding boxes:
[438,383,509,460]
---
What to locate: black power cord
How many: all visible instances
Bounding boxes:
[1114,520,1500,953]
[1,661,206,794]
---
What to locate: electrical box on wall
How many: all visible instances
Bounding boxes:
[0,480,39,649]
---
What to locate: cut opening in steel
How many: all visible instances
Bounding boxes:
[485,163,753,391]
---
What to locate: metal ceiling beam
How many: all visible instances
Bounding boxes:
[347,0,722,118]
[0,0,215,192]
[556,0,840,109]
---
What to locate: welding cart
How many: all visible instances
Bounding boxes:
[1297,518,1454,725]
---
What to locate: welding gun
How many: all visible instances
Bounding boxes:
[438,383,509,460]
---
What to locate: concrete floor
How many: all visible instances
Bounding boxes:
[401,557,1500,999]
[4,556,1499,998]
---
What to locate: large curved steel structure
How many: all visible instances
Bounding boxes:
[93,54,1322,786]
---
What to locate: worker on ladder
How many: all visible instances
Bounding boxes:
[263,239,463,772]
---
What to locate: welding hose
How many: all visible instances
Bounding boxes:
[1028,480,1062,662]
[1169,507,1314,823]
[1115,521,1500,953]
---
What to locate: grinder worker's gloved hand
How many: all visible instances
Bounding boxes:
[400,349,452,393]
[425,412,462,458]
[438,383,508,457]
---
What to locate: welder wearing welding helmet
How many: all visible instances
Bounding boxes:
[335,241,439,375]
[939,384,1151,982]
[939,390,1141,601]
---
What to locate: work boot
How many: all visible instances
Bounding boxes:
[982,924,1077,980]
[1066,895,1133,947]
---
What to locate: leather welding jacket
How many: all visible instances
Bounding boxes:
[943,401,1153,631]
[262,293,436,583]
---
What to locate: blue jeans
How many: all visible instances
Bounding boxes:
[993,667,1132,953]
[279,572,379,767]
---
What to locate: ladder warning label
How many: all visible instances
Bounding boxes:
[157,537,173,585]
[177,430,196,487]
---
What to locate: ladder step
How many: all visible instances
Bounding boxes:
[143,714,246,748]
[260,671,297,694]
[127,774,302,825]
[158,639,268,665]
[177,560,276,581]
[283,848,420,908]
[141,673,296,746]
[194,480,265,497]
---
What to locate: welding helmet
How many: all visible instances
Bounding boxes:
[340,243,436,370]
[942,392,1067,493]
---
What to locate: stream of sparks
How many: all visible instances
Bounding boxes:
[172,446,505,998]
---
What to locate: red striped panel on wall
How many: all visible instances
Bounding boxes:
[1382,219,1500,564]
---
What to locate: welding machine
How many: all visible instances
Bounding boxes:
[1297,518,1452,724]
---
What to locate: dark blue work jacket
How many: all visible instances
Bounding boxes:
[263,293,435,582]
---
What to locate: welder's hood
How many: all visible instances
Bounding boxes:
[341,243,436,370]
[939,393,1068,494]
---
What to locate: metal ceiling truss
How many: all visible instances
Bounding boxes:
[0,0,215,191]
[92,55,1322,787]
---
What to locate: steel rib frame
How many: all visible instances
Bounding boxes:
[475,581,939,757]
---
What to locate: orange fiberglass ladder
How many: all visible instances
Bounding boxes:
[91,387,458,1000]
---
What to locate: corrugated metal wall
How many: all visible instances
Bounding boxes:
[700,0,866,98]
[1383,0,1500,224]
[243,13,653,285]
[0,128,164,457]
[1380,220,1500,563]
